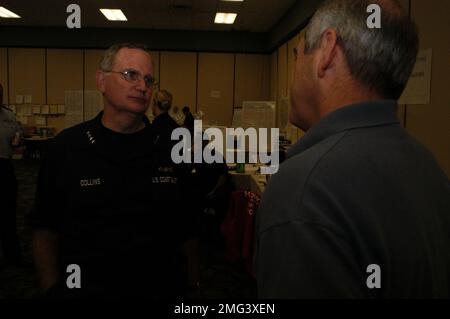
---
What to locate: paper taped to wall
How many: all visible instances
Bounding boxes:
[399,48,433,105]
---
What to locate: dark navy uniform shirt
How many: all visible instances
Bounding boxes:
[32,112,190,298]
[256,100,450,298]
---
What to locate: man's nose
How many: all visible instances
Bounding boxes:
[135,77,147,91]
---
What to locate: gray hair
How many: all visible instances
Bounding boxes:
[305,0,419,99]
[99,43,151,71]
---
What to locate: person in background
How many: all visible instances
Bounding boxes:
[182,106,195,136]
[31,43,191,298]
[151,90,180,147]
[170,105,185,126]
[151,89,200,293]
[256,0,450,298]
[0,83,24,267]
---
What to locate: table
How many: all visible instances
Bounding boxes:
[229,164,267,196]
[23,137,52,159]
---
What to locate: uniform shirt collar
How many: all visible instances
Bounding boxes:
[93,111,151,128]
[287,100,399,158]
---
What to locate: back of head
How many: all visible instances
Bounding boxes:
[305,0,419,99]
[154,90,173,112]
[182,106,190,114]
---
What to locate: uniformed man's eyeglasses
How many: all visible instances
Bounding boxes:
[104,69,158,88]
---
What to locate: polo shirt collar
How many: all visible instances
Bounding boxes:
[287,100,399,158]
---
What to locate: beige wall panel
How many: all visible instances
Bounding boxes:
[0,49,8,104]
[287,34,300,88]
[9,48,46,104]
[406,0,450,177]
[270,51,278,102]
[197,53,234,126]
[46,49,83,133]
[277,44,288,103]
[160,51,197,111]
[277,44,292,139]
[288,32,305,141]
[47,49,83,104]
[84,50,104,91]
[149,51,160,83]
[234,54,270,108]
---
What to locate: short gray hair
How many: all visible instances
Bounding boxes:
[99,43,151,71]
[305,0,418,99]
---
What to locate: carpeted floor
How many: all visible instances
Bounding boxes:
[0,159,256,299]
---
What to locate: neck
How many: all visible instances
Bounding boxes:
[101,107,145,134]
[309,81,381,129]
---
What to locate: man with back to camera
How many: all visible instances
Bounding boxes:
[31,43,191,298]
[256,0,450,298]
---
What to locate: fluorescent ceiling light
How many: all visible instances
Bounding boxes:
[221,0,244,2]
[0,6,21,18]
[214,13,237,24]
[100,9,127,21]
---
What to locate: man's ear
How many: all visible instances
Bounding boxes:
[317,29,339,78]
[96,70,106,93]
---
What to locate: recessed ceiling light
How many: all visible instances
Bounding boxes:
[0,6,21,18]
[214,13,237,24]
[100,9,127,21]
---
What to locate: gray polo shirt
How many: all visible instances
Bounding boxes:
[0,106,20,159]
[256,100,450,298]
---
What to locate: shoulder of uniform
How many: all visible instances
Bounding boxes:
[53,118,96,146]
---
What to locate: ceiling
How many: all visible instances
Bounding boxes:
[0,0,297,32]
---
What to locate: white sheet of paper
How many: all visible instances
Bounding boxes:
[23,106,32,116]
[17,116,28,124]
[35,116,47,126]
[32,105,41,114]
[41,105,50,114]
[64,91,84,128]
[50,105,58,114]
[58,105,65,114]
[24,95,32,104]
[399,48,433,105]
[84,91,103,120]
[16,95,24,104]
[211,91,221,98]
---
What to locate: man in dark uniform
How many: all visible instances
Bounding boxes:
[151,90,180,149]
[182,106,195,135]
[31,43,190,298]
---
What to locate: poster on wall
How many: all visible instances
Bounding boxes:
[84,91,103,121]
[64,90,84,128]
[399,48,433,105]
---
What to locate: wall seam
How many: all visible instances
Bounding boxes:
[6,48,10,104]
